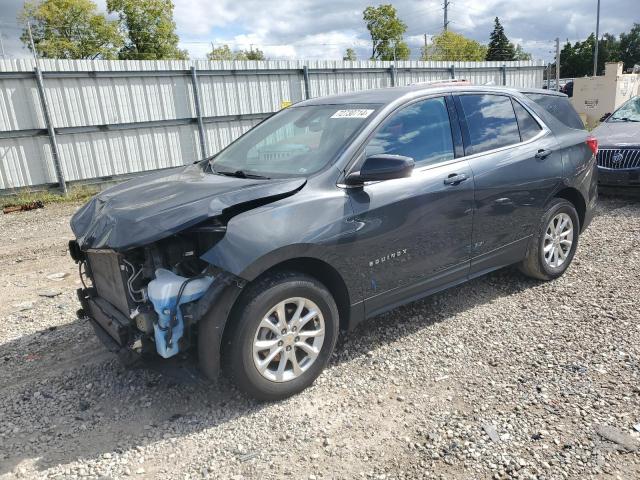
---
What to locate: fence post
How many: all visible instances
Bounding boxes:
[501,64,507,86]
[190,66,208,159]
[450,64,456,79]
[389,64,397,87]
[302,65,311,100]
[34,67,66,194]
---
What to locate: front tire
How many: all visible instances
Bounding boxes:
[519,198,580,281]
[225,271,339,401]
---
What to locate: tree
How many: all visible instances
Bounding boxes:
[207,44,234,61]
[343,48,357,61]
[486,17,515,61]
[207,45,265,61]
[423,30,487,61]
[513,44,532,61]
[363,4,410,60]
[244,48,265,60]
[597,33,621,74]
[620,23,640,70]
[106,0,188,60]
[19,0,122,59]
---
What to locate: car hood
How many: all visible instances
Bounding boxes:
[591,121,640,147]
[71,162,306,251]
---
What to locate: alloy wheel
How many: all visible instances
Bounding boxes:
[543,212,574,268]
[252,297,325,382]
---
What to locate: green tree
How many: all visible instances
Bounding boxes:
[423,30,487,61]
[486,17,515,61]
[343,48,357,61]
[207,45,265,61]
[19,0,122,59]
[244,48,265,60]
[513,44,532,61]
[620,23,640,70]
[207,44,234,61]
[107,0,188,60]
[363,4,410,60]
[597,33,621,74]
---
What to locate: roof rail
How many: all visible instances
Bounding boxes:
[408,78,471,87]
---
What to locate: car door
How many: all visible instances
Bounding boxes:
[345,95,475,317]
[452,93,563,275]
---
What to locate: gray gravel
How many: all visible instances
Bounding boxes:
[0,195,639,479]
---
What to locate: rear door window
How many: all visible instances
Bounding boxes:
[524,93,585,130]
[457,94,521,155]
[512,99,542,141]
[365,97,455,167]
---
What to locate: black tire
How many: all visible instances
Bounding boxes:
[519,198,580,281]
[225,271,339,401]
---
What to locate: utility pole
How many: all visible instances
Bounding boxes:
[27,21,39,64]
[423,33,428,60]
[0,27,5,58]
[593,0,601,76]
[443,0,450,32]
[555,37,560,92]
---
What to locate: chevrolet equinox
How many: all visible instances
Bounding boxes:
[70,85,598,400]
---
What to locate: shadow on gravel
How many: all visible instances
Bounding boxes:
[0,264,540,476]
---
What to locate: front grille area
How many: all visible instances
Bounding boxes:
[86,250,134,316]
[597,148,640,170]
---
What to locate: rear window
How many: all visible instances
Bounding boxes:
[458,94,521,155]
[524,93,585,130]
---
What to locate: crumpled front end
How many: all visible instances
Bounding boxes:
[69,162,306,368]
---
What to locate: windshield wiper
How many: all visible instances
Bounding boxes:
[213,168,271,180]
[611,117,640,122]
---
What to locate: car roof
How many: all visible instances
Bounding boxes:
[296,84,564,107]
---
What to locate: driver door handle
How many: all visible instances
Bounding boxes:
[443,173,468,185]
[535,149,553,160]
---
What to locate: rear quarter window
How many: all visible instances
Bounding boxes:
[524,93,585,130]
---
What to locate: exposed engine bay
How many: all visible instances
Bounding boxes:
[68,162,307,366]
[71,219,236,362]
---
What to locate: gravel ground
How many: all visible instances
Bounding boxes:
[0,195,639,480]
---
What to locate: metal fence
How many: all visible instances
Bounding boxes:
[0,58,545,192]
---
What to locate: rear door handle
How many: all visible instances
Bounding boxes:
[535,149,552,159]
[443,173,468,185]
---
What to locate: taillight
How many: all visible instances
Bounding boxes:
[586,136,598,156]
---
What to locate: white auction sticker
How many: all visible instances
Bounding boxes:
[330,109,374,119]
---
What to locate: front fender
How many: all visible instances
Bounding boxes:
[200,187,361,302]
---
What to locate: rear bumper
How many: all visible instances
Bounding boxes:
[597,167,640,187]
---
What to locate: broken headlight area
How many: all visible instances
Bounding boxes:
[71,219,234,362]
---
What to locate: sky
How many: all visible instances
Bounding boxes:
[0,0,637,62]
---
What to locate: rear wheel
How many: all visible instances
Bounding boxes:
[226,272,339,401]
[519,198,580,281]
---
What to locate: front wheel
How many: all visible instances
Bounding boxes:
[225,272,339,401]
[519,198,580,281]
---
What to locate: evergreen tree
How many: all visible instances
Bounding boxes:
[486,17,515,61]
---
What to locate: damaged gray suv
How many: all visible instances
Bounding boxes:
[71,85,598,400]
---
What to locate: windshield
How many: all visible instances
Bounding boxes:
[210,104,379,178]
[608,96,640,122]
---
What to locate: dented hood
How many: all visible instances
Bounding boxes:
[71,162,306,251]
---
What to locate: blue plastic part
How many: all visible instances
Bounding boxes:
[147,269,214,358]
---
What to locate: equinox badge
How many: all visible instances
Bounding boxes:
[369,249,408,267]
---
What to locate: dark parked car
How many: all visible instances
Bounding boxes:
[591,96,640,188]
[70,85,598,400]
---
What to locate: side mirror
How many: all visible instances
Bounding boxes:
[345,154,415,186]
[600,112,611,122]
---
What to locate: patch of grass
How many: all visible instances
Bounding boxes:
[0,186,98,210]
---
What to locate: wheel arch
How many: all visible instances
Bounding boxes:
[553,186,586,231]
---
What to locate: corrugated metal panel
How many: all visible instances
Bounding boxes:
[0,58,545,190]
